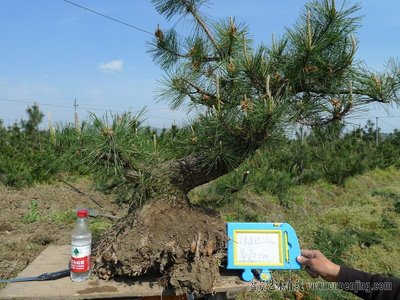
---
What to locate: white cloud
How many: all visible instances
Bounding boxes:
[99,60,123,73]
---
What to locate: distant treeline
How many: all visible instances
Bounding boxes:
[1,105,400,194]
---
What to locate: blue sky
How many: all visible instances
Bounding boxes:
[0,0,399,132]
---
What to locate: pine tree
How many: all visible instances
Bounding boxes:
[22,103,44,134]
[145,0,399,189]
[66,0,400,294]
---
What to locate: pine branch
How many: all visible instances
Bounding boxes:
[181,0,221,56]
[181,77,227,105]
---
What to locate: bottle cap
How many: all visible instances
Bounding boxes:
[77,209,89,218]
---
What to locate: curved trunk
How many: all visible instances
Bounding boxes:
[161,154,230,194]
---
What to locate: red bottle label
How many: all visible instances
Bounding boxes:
[71,245,91,273]
[70,256,91,272]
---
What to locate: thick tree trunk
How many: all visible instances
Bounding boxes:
[161,154,230,193]
[93,155,230,295]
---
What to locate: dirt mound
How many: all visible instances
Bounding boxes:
[94,199,227,296]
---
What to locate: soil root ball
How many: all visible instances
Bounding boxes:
[93,198,228,295]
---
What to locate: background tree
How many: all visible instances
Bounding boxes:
[21,102,44,135]
[0,104,51,187]
[50,0,400,295]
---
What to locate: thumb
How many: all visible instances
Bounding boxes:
[297,255,311,267]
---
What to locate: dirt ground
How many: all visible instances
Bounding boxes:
[0,179,124,284]
[0,179,228,296]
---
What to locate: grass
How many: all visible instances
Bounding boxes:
[50,209,113,242]
[22,200,40,223]
[90,218,113,243]
[50,210,76,224]
[191,167,400,299]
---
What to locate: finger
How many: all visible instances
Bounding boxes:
[296,255,311,267]
[301,249,316,258]
[305,266,319,278]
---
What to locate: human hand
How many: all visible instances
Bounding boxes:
[296,249,340,282]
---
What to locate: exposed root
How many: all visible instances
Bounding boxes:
[93,198,227,295]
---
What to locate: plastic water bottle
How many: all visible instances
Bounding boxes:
[70,208,92,282]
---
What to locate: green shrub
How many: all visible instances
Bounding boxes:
[371,190,400,202]
[0,115,54,188]
[380,214,397,229]
[371,190,400,214]
[346,228,382,248]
